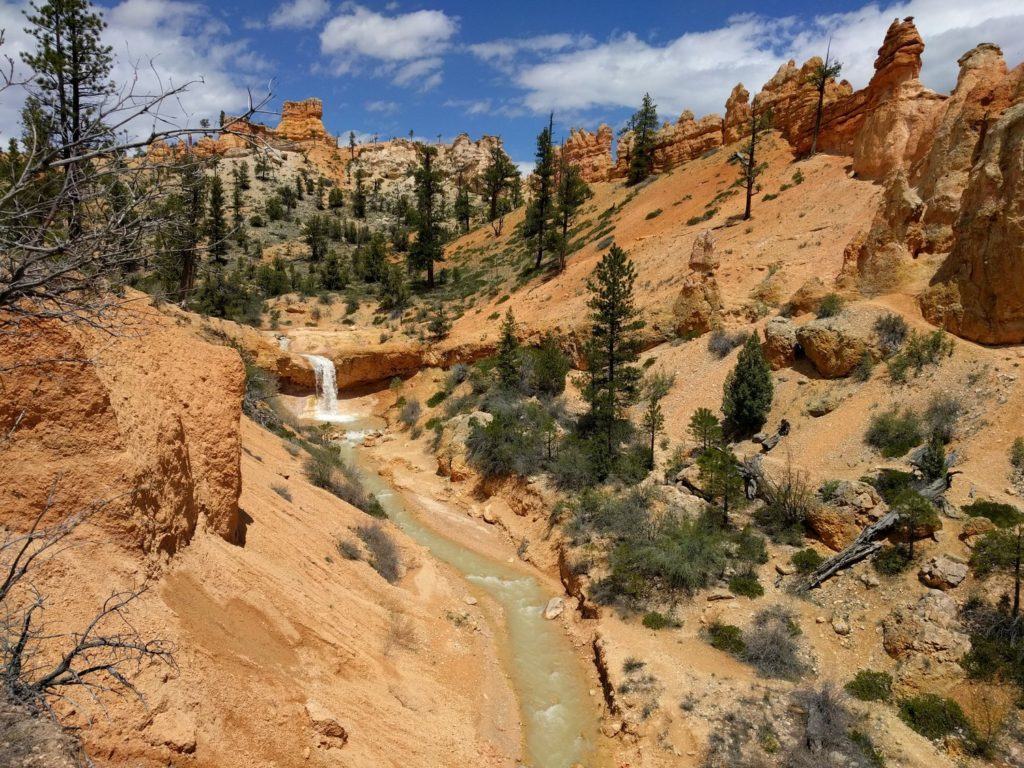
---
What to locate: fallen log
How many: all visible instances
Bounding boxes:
[804,511,898,589]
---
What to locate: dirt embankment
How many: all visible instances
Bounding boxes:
[0,301,523,768]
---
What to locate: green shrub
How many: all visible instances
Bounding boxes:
[791,548,825,575]
[707,622,745,654]
[816,293,844,318]
[850,730,886,768]
[641,611,677,630]
[425,390,447,408]
[865,468,915,503]
[853,351,874,382]
[844,670,893,702]
[304,453,335,489]
[873,313,908,356]
[872,545,913,575]
[1011,437,1024,471]
[551,437,600,491]
[898,694,972,741]
[962,499,1023,528]
[645,208,662,220]
[356,524,401,582]
[888,330,954,383]
[728,573,764,598]
[528,334,570,396]
[466,402,548,478]
[865,407,922,457]
[923,392,961,443]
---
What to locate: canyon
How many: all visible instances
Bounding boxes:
[5,10,1024,768]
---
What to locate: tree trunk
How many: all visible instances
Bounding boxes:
[810,83,825,157]
[1014,527,1022,618]
[743,112,756,221]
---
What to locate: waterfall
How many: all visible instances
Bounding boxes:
[303,354,351,422]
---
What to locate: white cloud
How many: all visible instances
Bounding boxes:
[365,99,399,113]
[514,159,534,176]
[268,0,330,30]
[444,98,492,115]
[468,33,594,74]
[509,0,1024,117]
[320,2,457,88]
[0,0,268,140]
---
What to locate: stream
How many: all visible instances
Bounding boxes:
[300,355,600,768]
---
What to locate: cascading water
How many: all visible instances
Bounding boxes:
[303,389,600,767]
[302,354,353,423]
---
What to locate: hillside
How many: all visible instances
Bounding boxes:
[4,7,1024,768]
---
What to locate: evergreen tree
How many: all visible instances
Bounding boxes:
[689,407,723,451]
[453,174,471,234]
[582,244,645,474]
[524,114,555,270]
[255,153,270,181]
[481,143,517,235]
[735,98,771,220]
[294,173,304,200]
[358,233,388,283]
[154,158,206,300]
[722,333,773,435]
[21,0,114,234]
[206,174,228,265]
[552,155,591,271]
[407,144,445,288]
[971,524,1023,618]
[319,250,350,291]
[698,445,743,527]
[315,176,326,209]
[496,309,521,390]
[352,166,367,219]
[627,93,659,185]
[641,372,674,470]
[237,161,251,190]
[379,261,410,311]
[328,186,344,209]
[303,214,330,263]
[531,332,570,396]
[893,490,939,561]
[807,42,842,157]
[427,304,450,341]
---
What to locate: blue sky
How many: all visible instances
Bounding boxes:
[2,0,1023,167]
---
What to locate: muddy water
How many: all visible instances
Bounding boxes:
[304,393,599,767]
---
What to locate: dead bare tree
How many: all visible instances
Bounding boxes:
[0,29,273,333]
[0,484,174,720]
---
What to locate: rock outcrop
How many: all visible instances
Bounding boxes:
[806,480,886,549]
[276,98,334,145]
[882,591,971,679]
[562,125,615,182]
[0,299,244,555]
[722,84,752,144]
[761,316,797,370]
[672,232,723,336]
[796,317,869,378]
[920,101,1024,343]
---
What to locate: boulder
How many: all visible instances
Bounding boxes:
[796,317,869,378]
[787,277,830,315]
[305,700,349,748]
[959,516,997,545]
[807,481,886,550]
[436,411,492,481]
[918,555,968,590]
[688,231,719,272]
[882,591,970,676]
[673,274,722,336]
[761,317,797,369]
[543,597,565,620]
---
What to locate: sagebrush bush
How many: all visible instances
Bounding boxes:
[728,572,764,598]
[743,612,804,679]
[865,407,922,457]
[337,539,361,560]
[356,523,401,583]
[888,330,954,382]
[756,460,815,544]
[924,392,962,443]
[873,312,909,356]
[466,401,549,478]
[816,293,844,318]
[707,328,748,359]
[844,669,893,702]
[399,398,422,426]
[641,611,676,630]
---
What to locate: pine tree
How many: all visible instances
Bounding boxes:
[735,98,771,220]
[698,445,743,527]
[237,161,251,190]
[582,244,645,474]
[154,157,206,301]
[722,333,773,435]
[352,166,367,219]
[641,372,674,469]
[807,42,842,157]
[453,174,471,234]
[971,524,1023,618]
[893,490,939,560]
[328,186,344,209]
[552,155,591,271]
[379,261,410,311]
[627,93,659,185]
[304,215,330,263]
[408,144,445,288]
[21,0,114,234]
[206,174,228,265]
[524,114,555,270]
[481,143,517,235]
[689,407,723,451]
[496,309,521,390]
